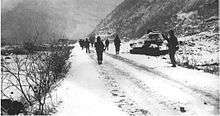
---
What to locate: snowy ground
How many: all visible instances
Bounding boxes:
[176,32,219,74]
[54,45,128,116]
[119,32,219,75]
[54,44,219,116]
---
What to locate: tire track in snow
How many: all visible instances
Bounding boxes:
[102,62,191,114]
[88,52,190,115]
[89,53,151,116]
[106,53,219,106]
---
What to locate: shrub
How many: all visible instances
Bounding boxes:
[1,44,73,115]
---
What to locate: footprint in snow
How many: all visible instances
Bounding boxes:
[110,89,125,97]
[115,99,125,103]
[112,93,118,96]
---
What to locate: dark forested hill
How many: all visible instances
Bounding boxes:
[93,0,218,39]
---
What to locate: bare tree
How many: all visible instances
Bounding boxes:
[1,44,72,114]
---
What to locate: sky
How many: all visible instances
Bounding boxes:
[1,0,123,42]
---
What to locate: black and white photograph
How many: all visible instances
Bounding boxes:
[1,0,219,115]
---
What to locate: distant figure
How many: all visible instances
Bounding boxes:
[89,35,95,47]
[105,39,110,51]
[79,39,84,50]
[85,38,90,53]
[95,36,105,64]
[82,40,86,49]
[162,30,179,67]
[114,34,121,54]
[79,39,85,50]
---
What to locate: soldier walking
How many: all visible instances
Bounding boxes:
[85,38,90,53]
[95,36,105,64]
[114,34,121,54]
[105,39,110,51]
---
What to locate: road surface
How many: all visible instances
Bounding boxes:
[55,45,219,116]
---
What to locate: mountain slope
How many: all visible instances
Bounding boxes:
[93,0,218,39]
[1,0,123,45]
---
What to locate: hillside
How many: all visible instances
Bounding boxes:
[1,0,123,45]
[92,0,218,39]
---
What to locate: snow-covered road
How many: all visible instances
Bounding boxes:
[54,44,219,116]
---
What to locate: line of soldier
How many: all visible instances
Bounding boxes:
[79,34,121,65]
[79,29,178,67]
